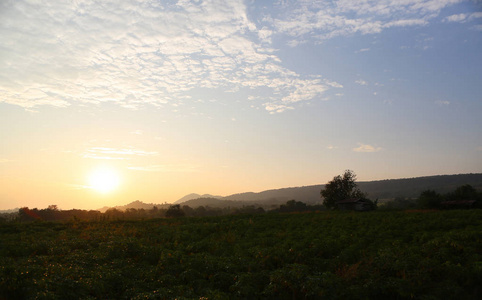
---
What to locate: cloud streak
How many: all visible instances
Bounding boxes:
[83,147,158,160]
[270,0,461,43]
[353,143,383,153]
[445,12,482,23]
[127,164,200,173]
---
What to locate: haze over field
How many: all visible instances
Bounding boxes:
[1,0,481,210]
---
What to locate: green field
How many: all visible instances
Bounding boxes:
[1,210,481,299]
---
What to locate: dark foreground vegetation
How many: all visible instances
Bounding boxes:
[1,210,481,299]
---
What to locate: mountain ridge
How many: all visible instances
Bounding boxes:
[177,173,482,207]
[96,173,482,211]
[173,193,222,204]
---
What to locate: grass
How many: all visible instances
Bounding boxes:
[1,210,481,299]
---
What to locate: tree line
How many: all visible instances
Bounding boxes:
[7,200,328,222]
[321,170,482,210]
[2,170,480,223]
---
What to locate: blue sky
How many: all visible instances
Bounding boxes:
[0,0,481,209]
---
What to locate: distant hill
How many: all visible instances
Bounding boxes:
[223,185,322,204]
[175,173,482,208]
[177,198,249,208]
[97,200,170,213]
[357,173,482,200]
[173,193,222,204]
[98,173,482,211]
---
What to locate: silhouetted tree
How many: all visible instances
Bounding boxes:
[417,190,443,209]
[447,184,477,201]
[279,200,308,212]
[321,170,366,209]
[47,205,58,211]
[182,205,194,217]
[194,206,207,217]
[18,207,41,222]
[381,197,417,210]
[104,208,123,220]
[165,204,185,218]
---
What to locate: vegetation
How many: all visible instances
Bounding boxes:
[378,184,482,211]
[1,181,480,224]
[1,210,481,299]
[320,170,374,209]
[218,173,482,204]
[1,177,481,298]
[165,205,186,218]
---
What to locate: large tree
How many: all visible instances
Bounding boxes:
[165,204,185,218]
[321,170,366,209]
[417,190,443,209]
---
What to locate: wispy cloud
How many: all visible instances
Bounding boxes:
[130,130,143,135]
[435,100,450,105]
[264,103,294,114]
[353,143,383,153]
[356,79,368,86]
[445,12,482,23]
[270,0,461,43]
[0,0,339,113]
[83,147,158,160]
[128,164,199,173]
[445,13,469,22]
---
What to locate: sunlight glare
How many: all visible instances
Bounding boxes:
[88,167,120,193]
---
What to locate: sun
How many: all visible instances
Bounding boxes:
[88,167,120,193]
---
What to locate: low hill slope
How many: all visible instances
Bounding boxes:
[173,193,222,204]
[358,173,482,200]
[102,174,482,211]
[176,173,482,208]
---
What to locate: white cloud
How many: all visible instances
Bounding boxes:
[0,0,470,113]
[258,27,273,43]
[263,103,294,114]
[0,0,336,113]
[325,80,344,89]
[353,143,383,153]
[270,0,462,43]
[356,79,368,86]
[445,12,482,23]
[470,12,482,20]
[445,13,468,22]
[435,100,450,105]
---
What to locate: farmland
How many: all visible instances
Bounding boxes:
[1,210,481,299]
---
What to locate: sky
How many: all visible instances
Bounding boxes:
[1,0,481,210]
